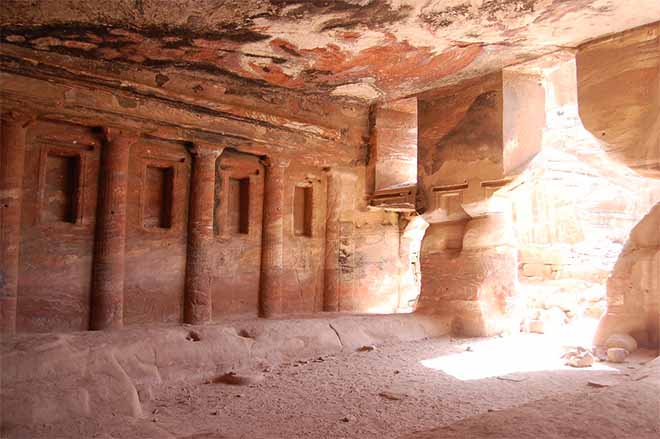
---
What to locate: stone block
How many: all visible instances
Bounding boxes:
[527,319,544,333]
[522,263,552,278]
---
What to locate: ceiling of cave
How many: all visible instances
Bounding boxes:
[1,0,659,101]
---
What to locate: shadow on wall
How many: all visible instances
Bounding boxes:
[397,215,429,312]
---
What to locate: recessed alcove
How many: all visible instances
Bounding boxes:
[294,184,313,237]
[227,177,250,235]
[44,152,80,224]
[143,165,174,229]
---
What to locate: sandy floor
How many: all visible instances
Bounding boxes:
[7,334,658,439]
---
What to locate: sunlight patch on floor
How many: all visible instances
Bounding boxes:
[421,321,617,381]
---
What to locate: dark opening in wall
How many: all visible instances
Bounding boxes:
[294,185,313,237]
[228,177,250,235]
[44,153,80,224]
[144,166,174,229]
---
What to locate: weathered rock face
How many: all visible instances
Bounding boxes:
[510,50,660,286]
[370,97,418,191]
[578,22,660,177]
[415,71,521,336]
[15,120,101,332]
[0,314,451,430]
[324,167,403,314]
[211,151,264,318]
[572,23,660,347]
[417,216,517,336]
[0,2,658,343]
[416,32,660,336]
[1,1,659,100]
[2,6,660,438]
[596,203,660,348]
[0,87,403,332]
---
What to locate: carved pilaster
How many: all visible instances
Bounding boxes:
[90,128,137,330]
[0,112,34,334]
[259,157,290,317]
[184,144,224,324]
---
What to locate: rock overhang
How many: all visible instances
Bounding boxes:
[1,0,659,102]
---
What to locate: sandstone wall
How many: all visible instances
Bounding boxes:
[417,73,503,220]
[1,63,406,332]
[211,151,264,318]
[124,139,191,326]
[370,97,418,192]
[576,24,660,340]
[596,203,660,347]
[16,121,101,332]
[502,52,659,329]
[509,51,658,283]
[280,163,328,314]
[573,23,660,347]
[415,42,660,335]
[577,22,660,177]
[416,75,518,335]
[324,166,403,314]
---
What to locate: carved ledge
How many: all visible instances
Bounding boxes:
[369,185,417,212]
[1,110,36,128]
[261,156,291,169]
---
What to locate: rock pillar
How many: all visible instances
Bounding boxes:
[260,158,289,317]
[0,112,32,334]
[323,167,358,312]
[90,128,135,330]
[184,145,223,324]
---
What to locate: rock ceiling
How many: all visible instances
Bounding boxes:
[1,0,660,101]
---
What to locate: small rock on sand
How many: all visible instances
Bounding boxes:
[606,348,629,363]
[528,319,545,334]
[606,334,637,353]
[564,347,594,368]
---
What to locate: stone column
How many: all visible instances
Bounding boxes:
[0,112,33,334]
[460,212,518,336]
[323,167,357,312]
[184,145,223,324]
[90,128,135,330]
[260,158,289,317]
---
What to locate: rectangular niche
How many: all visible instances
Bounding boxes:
[44,153,81,224]
[294,185,313,237]
[143,165,174,229]
[227,177,250,235]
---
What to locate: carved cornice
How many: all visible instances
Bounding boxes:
[187,142,224,158]
[0,110,35,128]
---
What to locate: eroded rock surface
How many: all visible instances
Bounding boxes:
[0,314,449,429]
[2,1,659,100]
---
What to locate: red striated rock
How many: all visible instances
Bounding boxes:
[211,151,264,318]
[259,158,288,317]
[0,7,659,438]
[90,129,135,330]
[0,112,33,333]
[2,1,658,99]
[184,145,223,324]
